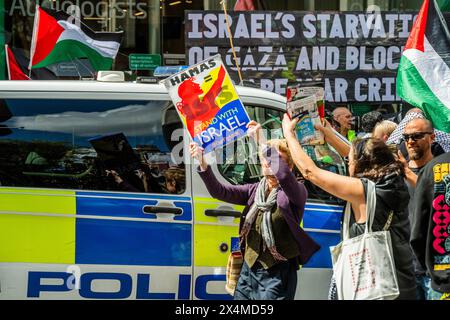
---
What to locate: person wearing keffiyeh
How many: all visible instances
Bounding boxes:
[387,109,450,153]
[190,121,320,300]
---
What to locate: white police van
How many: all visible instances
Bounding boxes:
[0,78,344,299]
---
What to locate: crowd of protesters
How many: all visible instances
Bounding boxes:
[190,105,450,301]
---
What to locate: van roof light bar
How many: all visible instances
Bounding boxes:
[97,71,125,82]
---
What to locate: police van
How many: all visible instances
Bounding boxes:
[0,78,344,299]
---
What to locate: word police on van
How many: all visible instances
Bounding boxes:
[0,78,344,299]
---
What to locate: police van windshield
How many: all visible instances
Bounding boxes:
[0,99,186,195]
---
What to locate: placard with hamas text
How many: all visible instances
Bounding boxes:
[162,54,251,153]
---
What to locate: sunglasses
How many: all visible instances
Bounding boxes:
[402,132,433,142]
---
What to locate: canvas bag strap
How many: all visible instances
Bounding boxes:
[342,201,352,241]
[342,179,377,240]
[366,179,394,232]
[364,179,377,234]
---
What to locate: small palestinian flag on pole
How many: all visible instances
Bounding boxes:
[29,6,122,72]
[396,0,450,132]
[5,45,57,80]
[5,45,30,80]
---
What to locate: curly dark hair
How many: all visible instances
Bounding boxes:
[352,138,404,182]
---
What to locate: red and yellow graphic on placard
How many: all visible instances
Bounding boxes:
[162,54,250,153]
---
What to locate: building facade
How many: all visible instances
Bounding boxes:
[2,0,446,79]
[2,0,449,119]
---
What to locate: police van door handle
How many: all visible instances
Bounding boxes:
[142,205,183,215]
[204,209,241,218]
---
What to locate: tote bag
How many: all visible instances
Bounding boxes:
[330,180,399,300]
[225,251,243,295]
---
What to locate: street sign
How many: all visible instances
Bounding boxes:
[129,54,161,71]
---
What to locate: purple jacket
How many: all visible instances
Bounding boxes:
[198,147,320,266]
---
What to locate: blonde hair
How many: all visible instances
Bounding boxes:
[373,120,398,141]
[261,139,294,168]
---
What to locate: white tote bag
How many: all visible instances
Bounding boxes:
[330,180,399,300]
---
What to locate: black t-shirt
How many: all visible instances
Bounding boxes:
[412,153,450,293]
[405,166,426,275]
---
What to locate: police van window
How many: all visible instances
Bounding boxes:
[216,105,346,204]
[215,105,284,185]
[0,99,186,195]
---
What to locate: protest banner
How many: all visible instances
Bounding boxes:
[162,54,251,153]
[184,11,450,102]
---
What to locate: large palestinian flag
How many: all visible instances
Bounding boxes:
[30,6,122,71]
[396,0,450,132]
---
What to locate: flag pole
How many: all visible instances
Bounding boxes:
[220,0,244,86]
[28,5,40,77]
[5,45,11,80]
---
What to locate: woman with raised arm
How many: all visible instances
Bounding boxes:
[281,113,416,300]
[189,120,320,300]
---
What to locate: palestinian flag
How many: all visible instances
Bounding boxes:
[29,6,122,71]
[397,0,450,132]
[5,45,58,80]
[5,45,30,80]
